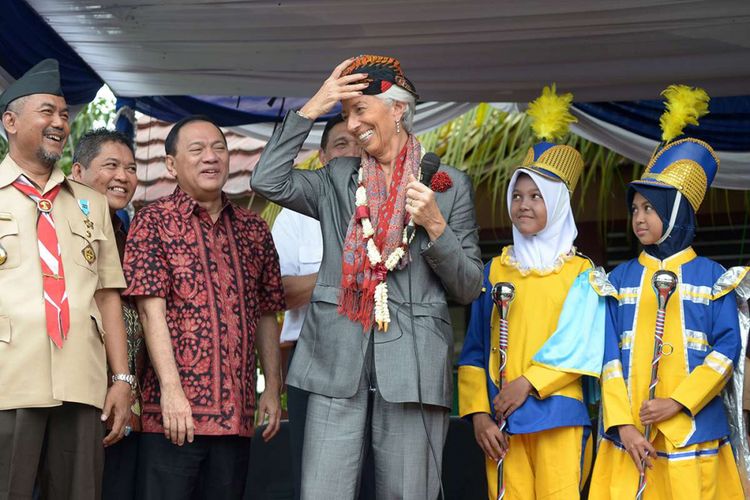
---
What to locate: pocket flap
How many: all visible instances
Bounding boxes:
[0,217,19,238]
[68,218,106,241]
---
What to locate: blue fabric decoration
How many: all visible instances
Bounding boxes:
[0,0,102,106]
[531,269,606,377]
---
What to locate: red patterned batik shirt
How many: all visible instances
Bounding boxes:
[123,187,285,437]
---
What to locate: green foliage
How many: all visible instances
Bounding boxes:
[0,135,7,159]
[420,104,638,231]
[58,96,115,174]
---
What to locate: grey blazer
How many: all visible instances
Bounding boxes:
[251,111,483,408]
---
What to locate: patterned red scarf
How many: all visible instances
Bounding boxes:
[339,134,422,330]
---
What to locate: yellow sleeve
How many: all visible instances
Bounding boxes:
[669,350,732,416]
[601,360,637,432]
[458,365,492,417]
[523,364,580,399]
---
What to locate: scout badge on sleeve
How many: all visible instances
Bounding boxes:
[636,270,678,500]
[77,199,96,263]
[491,282,515,500]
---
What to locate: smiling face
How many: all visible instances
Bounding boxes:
[165,120,229,202]
[510,173,548,236]
[2,93,70,168]
[341,95,405,162]
[72,140,137,211]
[319,121,360,164]
[631,191,664,245]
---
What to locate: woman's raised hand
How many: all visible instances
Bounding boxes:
[299,58,369,120]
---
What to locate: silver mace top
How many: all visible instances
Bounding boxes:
[491,282,515,319]
[652,270,678,309]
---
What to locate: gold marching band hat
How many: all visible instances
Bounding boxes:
[630,84,719,212]
[520,84,584,192]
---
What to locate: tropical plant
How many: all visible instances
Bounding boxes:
[418,103,637,227]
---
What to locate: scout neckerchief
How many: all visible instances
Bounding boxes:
[13,175,70,348]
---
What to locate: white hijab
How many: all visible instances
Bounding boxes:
[506,168,578,273]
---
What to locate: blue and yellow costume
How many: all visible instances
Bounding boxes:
[458,85,609,499]
[590,85,748,499]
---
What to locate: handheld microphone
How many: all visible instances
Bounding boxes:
[406,153,441,239]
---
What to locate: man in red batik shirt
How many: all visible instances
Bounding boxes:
[123,115,285,500]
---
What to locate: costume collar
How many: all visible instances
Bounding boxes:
[638,246,697,271]
[0,154,69,194]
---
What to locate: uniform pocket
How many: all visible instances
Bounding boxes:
[68,218,106,272]
[0,216,21,270]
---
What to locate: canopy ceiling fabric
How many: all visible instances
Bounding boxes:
[2,0,749,190]
[0,0,102,106]
[20,0,750,103]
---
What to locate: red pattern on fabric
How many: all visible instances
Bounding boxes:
[355,205,370,220]
[338,135,422,330]
[123,188,285,437]
[430,171,453,192]
[12,178,69,348]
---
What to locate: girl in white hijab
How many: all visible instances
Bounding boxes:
[458,85,607,500]
[506,168,578,274]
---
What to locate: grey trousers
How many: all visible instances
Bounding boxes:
[300,349,449,500]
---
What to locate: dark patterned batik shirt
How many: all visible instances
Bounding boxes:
[123,187,285,437]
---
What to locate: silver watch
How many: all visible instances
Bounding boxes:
[112,373,136,389]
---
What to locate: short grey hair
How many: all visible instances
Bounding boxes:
[375,85,416,133]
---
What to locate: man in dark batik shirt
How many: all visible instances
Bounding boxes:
[71,128,144,500]
[123,116,285,500]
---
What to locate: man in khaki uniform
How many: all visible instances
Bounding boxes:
[0,59,132,500]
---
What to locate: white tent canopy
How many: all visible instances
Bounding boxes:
[26,0,750,102]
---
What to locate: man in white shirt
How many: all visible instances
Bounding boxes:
[270,114,361,500]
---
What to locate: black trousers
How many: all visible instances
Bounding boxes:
[287,346,375,500]
[0,403,104,500]
[102,432,139,500]
[136,433,251,500]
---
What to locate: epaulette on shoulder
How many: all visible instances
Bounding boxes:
[575,250,596,269]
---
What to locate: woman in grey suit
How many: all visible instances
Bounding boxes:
[251,55,483,499]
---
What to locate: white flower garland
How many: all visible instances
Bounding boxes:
[355,167,411,331]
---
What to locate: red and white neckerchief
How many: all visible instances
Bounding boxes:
[12,175,70,348]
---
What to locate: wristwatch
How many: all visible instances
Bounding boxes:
[112,373,137,390]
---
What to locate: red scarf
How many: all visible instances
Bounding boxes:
[339,134,422,330]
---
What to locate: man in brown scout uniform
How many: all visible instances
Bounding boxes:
[0,59,132,500]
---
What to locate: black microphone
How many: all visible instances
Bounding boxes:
[407,153,441,239]
[419,152,441,187]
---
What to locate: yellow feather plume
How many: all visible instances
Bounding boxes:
[526,84,577,142]
[659,84,710,143]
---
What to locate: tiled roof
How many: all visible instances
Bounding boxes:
[133,116,312,205]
